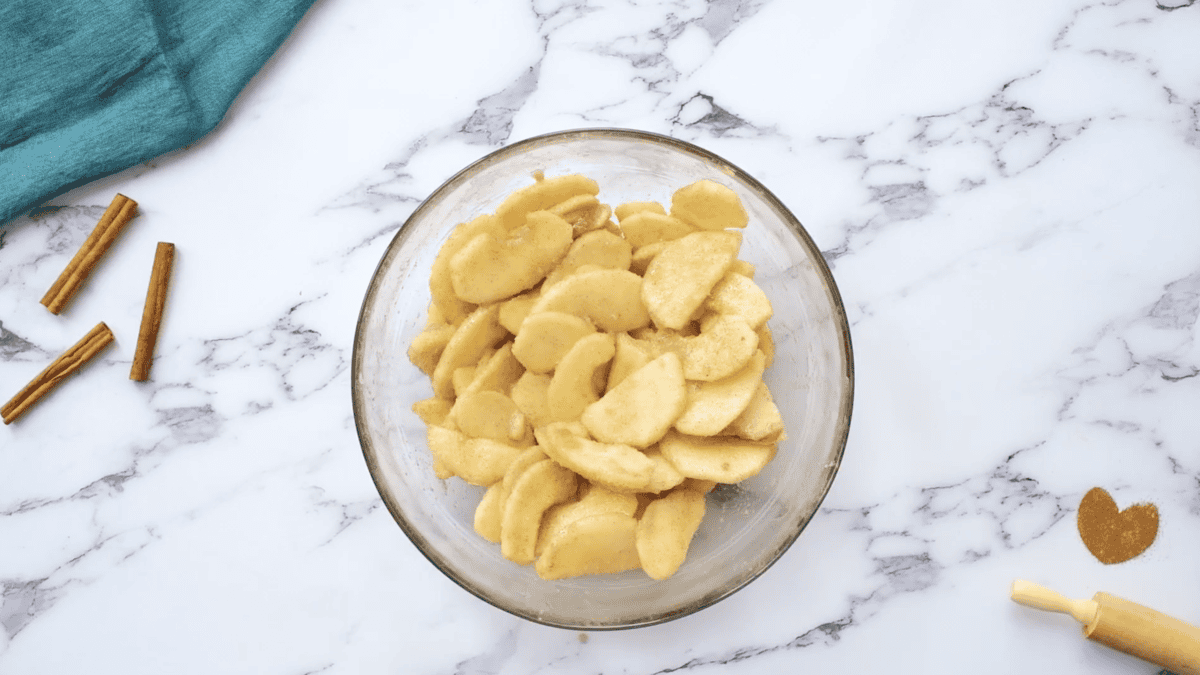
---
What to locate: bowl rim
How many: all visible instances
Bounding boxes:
[351,127,855,630]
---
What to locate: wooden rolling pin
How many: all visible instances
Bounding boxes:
[1011,580,1200,675]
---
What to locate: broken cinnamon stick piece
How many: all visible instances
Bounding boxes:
[41,194,138,314]
[2,322,115,424]
[130,242,175,381]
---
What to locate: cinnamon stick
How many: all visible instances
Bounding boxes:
[2,322,115,424]
[130,242,175,381]
[41,194,138,314]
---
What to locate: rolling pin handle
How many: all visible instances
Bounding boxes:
[1010,580,1099,626]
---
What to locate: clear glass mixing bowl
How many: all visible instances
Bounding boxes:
[352,128,853,629]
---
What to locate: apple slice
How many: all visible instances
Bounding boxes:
[512,311,596,373]
[429,214,501,324]
[582,352,687,448]
[629,241,669,276]
[636,487,707,580]
[498,289,541,334]
[545,333,615,423]
[535,423,656,493]
[407,323,456,376]
[474,482,505,543]
[542,229,632,288]
[680,315,758,381]
[425,426,523,486]
[431,304,507,400]
[411,397,452,427]
[530,268,651,333]
[617,212,695,249]
[725,381,785,441]
[500,459,578,564]
[510,371,552,428]
[495,174,600,231]
[674,350,766,436]
[614,201,666,222]
[641,231,741,330]
[658,430,776,483]
[536,512,640,580]
[460,342,524,397]
[450,210,573,304]
[643,445,686,494]
[450,390,525,441]
[669,179,749,231]
[548,194,613,237]
[606,333,652,393]
[758,323,775,368]
[537,482,638,556]
[705,272,773,330]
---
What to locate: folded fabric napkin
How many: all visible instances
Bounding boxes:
[0,0,318,226]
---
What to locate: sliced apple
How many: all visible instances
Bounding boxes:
[429,214,501,323]
[581,352,686,448]
[730,259,756,278]
[757,323,774,368]
[725,380,785,441]
[617,212,696,249]
[461,342,524,397]
[536,422,656,493]
[705,272,773,329]
[411,397,453,427]
[537,482,638,556]
[674,350,766,436]
[658,430,776,483]
[498,289,541,334]
[449,210,573,304]
[500,446,548,507]
[450,390,524,441]
[636,487,707,580]
[510,371,553,428]
[536,512,640,580]
[542,229,632,288]
[452,366,477,398]
[629,318,758,383]
[500,459,578,564]
[495,174,600,231]
[424,426,522,486]
[548,194,613,237]
[629,240,669,276]
[680,315,758,381]
[642,231,741,330]
[431,304,507,400]
[512,311,596,373]
[643,445,686,493]
[614,201,666,222]
[425,425,462,480]
[546,333,615,423]
[424,301,446,328]
[606,333,652,393]
[669,179,749,231]
[474,482,505,543]
[530,268,651,333]
[407,323,456,376]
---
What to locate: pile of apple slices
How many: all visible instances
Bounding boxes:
[408,174,786,580]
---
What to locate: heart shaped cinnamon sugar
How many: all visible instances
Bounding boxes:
[1077,487,1159,564]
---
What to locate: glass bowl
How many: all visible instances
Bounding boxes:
[352,129,853,630]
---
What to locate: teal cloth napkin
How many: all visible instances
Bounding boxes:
[1,0,317,226]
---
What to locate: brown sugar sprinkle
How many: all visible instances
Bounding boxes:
[1077,487,1159,565]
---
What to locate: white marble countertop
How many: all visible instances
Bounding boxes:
[3,0,1200,672]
